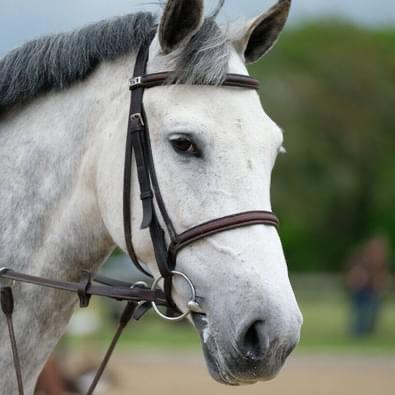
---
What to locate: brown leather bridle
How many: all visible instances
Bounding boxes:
[0,33,279,395]
[123,32,280,314]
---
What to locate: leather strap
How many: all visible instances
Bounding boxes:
[1,286,24,395]
[167,211,279,268]
[130,72,260,91]
[123,34,155,277]
[126,39,179,308]
[86,302,138,395]
[0,268,156,395]
[0,268,167,305]
[78,270,92,308]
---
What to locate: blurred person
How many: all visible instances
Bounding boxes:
[35,353,81,395]
[35,357,65,395]
[345,236,392,336]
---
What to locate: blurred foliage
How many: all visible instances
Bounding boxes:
[249,21,395,272]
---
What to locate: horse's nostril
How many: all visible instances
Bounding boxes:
[239,320,269,360]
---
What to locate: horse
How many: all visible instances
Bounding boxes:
[0,0,302,393]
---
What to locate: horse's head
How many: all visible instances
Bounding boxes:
[99,0,302,385]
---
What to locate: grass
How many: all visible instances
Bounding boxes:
[292,274,395,353]
[297,298,395,353]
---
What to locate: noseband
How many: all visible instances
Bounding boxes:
[123,34,279,318]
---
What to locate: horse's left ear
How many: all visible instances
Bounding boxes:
[159,0,205,54]
[237,0,291,64]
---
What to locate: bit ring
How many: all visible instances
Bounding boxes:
[151,271,197,322]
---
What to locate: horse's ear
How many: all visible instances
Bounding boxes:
[159,0,205,54]
[237,0,291,64]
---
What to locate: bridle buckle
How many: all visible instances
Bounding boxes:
[129,76,142,89]
[130,112,145,127]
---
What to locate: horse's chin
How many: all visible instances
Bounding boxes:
[200,342,258,386]
[192,313,283,386]
[191,314,235,385]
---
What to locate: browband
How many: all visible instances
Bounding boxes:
[129,72,260,91]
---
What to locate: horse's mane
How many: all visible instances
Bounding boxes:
[0,11,229,113]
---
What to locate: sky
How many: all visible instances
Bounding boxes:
[1,0,395,55]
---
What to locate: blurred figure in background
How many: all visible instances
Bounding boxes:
[345,236,392,336]
[35,357,65,395]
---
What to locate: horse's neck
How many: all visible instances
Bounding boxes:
[0,53,134,394]
[0,53,136,273]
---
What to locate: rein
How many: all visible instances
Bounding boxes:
[0,35,279,395]
[0,267,162,395]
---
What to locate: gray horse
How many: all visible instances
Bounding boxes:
[0,1,302,393]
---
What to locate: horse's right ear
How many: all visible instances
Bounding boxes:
[159,0,204,54]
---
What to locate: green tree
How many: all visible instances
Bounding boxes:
[249,21,395,271]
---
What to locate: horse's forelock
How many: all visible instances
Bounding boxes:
[170,17,230,86]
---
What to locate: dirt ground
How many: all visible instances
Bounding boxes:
[67,352,395,395]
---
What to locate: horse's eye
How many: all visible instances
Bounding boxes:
[170,137,199,156]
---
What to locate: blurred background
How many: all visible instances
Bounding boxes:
[2,1,394,395]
